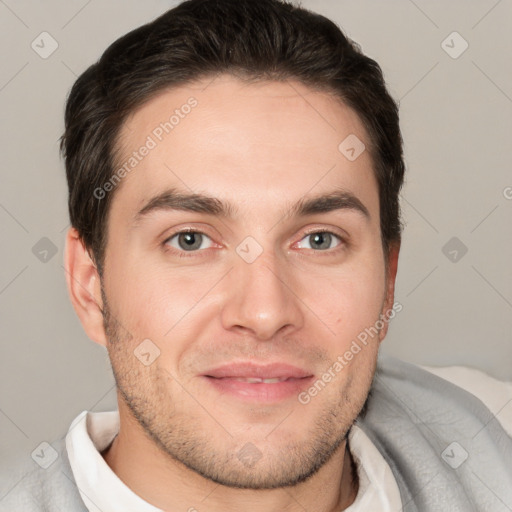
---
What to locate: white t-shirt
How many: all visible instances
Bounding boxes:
[65,365,512,512]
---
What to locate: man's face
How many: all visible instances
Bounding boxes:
[99,75,395,488]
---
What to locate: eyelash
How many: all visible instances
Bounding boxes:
[162,228,347,259]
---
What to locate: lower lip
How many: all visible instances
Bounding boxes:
[202,376,314,402]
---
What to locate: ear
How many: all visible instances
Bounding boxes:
[378,241,400,342]
[64,227,107,347]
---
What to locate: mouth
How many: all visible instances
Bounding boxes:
[201,362,314,402]
[228,377,293,383]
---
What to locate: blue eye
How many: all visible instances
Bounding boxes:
[164,231,213,253]
[297,231,343,251]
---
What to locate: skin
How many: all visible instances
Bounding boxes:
[65,74,400,512]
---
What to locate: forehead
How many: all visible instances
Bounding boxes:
[111,75,378,223]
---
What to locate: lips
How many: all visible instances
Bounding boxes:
[202,362,314,402]
[203,362,313,380]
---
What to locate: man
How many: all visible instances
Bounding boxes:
[1,0,511,510]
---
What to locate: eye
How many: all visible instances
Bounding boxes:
[296,231,344,251]
[164,230,214,254]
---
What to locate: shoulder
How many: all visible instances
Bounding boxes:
[360,353,512,452]
[0,437,86,512]
[356,354,512,508]
[418,363,512,435]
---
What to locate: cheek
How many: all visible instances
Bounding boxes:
[313,259,386,348]
[109,260,217,348]
[104,256,171,337]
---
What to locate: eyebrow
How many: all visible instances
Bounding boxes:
[133,187,370,225]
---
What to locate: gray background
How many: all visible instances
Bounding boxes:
[1,0,511,465]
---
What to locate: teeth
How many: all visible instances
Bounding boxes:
[233,377,287,383]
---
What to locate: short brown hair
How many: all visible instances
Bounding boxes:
[61,0,405,274]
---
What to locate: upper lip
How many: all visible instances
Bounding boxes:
[203,362,313,379]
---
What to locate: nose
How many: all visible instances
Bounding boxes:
[220,250,304,340]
